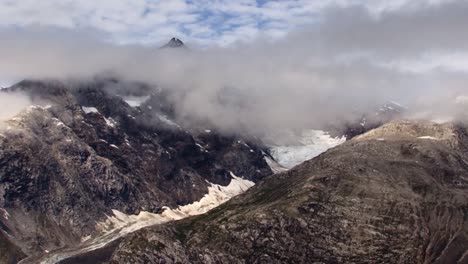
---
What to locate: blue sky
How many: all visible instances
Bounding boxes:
[0,0,443,46]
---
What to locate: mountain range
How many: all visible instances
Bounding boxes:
[0,38,467,264]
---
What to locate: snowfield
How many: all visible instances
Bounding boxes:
[269,130,345,169]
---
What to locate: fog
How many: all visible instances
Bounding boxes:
[0,92,33,124]
[1,1,468,136]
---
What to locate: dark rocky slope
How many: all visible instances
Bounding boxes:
[160,37,186,49]
[0,79,272,262]
[108,120,468,264]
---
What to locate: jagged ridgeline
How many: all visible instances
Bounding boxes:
[160,37,186,49]
[0,78,273,262]
[0,69,466,263]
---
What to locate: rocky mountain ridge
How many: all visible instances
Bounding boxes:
[102,119,468,264]
[0,78,272,262]
[0,77,432,264]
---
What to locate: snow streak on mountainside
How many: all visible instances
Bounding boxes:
[0,79,273,263]
[105,120,468,264]
[36,174,253,264]
[269,130,346,169]
[97,173,254,234]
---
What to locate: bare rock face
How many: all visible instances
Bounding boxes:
[0,79,272,261]
[160,37,186,49]
[109,120,468,264]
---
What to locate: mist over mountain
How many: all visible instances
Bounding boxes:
[1,1,468,263]
[0,92,32,123]
[1,1,468,140]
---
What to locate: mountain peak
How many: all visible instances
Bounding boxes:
[161,37,185,49]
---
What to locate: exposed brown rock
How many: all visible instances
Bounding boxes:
[109,120,468,264]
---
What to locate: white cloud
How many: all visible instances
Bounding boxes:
[0,0,455,46]
[1,1,468,137]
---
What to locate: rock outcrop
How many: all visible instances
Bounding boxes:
[160,37,186,49]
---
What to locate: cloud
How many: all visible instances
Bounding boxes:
[0,1,468,138]
[0,0,197,44]
[0,0,452,46]
[311,1,468,58]
[0,92,33,123]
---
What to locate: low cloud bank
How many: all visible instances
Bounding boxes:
[1,1,468,136]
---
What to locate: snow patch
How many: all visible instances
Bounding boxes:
[50,118,67,128]
[418,136,440,140]
[166,173,254,218]
[39,174,254,264]
[124,138,132,147]
[264,156,288,174]
[360,118,367,127]
[82,107,99,114]
[104,117,117,127]
[96,173,254,233]
[196,143,208,152]
[123,96,150,107]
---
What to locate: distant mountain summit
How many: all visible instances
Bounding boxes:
[160,37,186,49]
